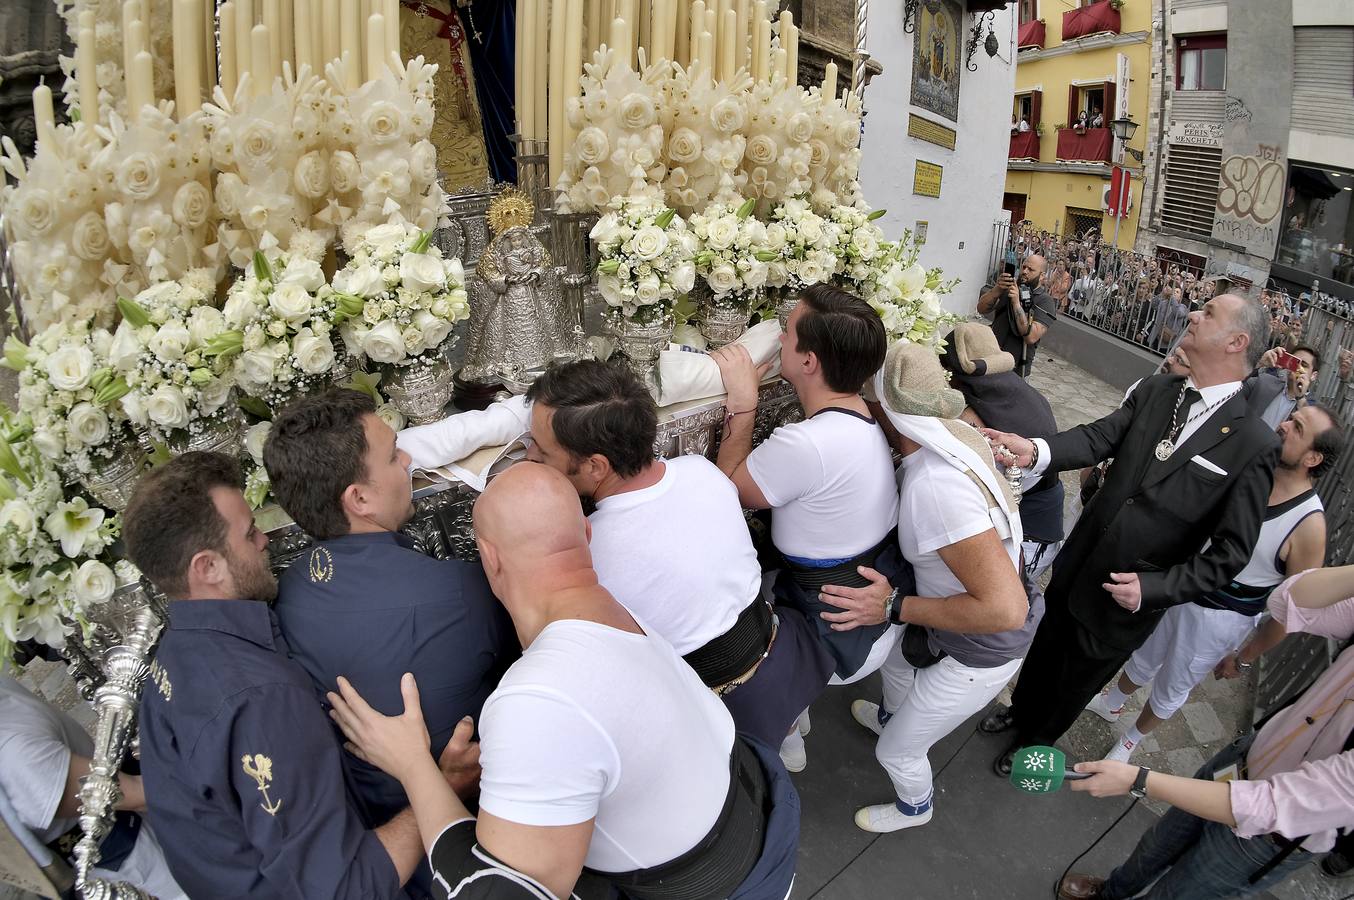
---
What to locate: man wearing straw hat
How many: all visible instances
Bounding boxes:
[813,342,1038,833]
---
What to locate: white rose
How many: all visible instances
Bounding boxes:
[667,128,702,164]
[171,181,211,229]
[73,560,116,606]
[746,134,778,167]
[71,211,111,261]
[293,328,336,374]
[799,258,826,285]
[399,252,447,293]
[634,274,663,305]
[115,152,161,200]
[808,139,830,168]
[334,264,387,298]
[764,223,788,251]
[851,229,880,259]
[244,421,272,465]
[187,306,226,347]
[766,261,789,286]
[214,172,243,217]
[589,214,624,247]
[618,93,656,130]
[375,403,406,432]
[45,345,94,391]
[237,345,282,388]
[359,101,405,145]
[363,223,410,255]
[146,384,191,429]
[576,127,611,166]
[787,113,815,144]
[710,97,746,134]
[920,289,943,319]
[120,391,147,426]
[108,323,143,371]
[630,226,669,261]
[0,499,37,537]
[442,257,466,288]
[705,218,739,251]
[797,217,823,245]
[672,262,696,295]
[362,321,407,364]
[280,258,326,292]
[409,141,439,185]
[835,119,861,150]
[222,289,261,328]
[412,310,453,352]
[149,320,192,362]
[707,264,739,295]
[268,283,314,324]
[13,188,57,236]
[31,427,65,460]
[68,403,110,446]
[330,150,361,194]
[237,120,280,169]
[197,376,232,415]
[597,273,623,306]
[743,261,769,290]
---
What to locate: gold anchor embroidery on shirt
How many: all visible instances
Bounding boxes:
[241,754,283,816]
[307,546,334,584]
[148,660,172,701]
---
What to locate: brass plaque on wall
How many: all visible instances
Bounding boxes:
[913,161,944,198]
[908,114,957,150]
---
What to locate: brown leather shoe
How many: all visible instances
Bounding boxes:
[1057,872,1107,899]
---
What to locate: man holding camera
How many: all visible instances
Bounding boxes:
[977,252,1057,377]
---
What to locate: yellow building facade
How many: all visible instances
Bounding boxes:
[1003,0,1152,250]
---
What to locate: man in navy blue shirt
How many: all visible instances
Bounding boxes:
[265,390,514,832]
[125,452,431,899]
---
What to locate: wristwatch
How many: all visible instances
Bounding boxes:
[1130,766,1151,799]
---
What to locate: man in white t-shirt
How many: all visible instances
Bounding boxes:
[713,283,907,771]
[326,464,800,900]
[522,359,836,750]
[0,673,187,900]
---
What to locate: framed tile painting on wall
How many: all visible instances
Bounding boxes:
[911,0,963,123]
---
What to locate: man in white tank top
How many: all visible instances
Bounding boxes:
[326,465,800,900]
[713,284,905,772]
[1087,403,1341,762]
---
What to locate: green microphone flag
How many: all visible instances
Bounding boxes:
[1008,745,1090,794]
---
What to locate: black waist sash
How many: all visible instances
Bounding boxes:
[683,599,774,689]
[1195,580,1273,615]
[590,738,768,900]
[774,531,915,679]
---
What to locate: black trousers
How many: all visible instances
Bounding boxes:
[1010,593,1135,747]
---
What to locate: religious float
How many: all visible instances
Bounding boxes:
[0,1,962,895]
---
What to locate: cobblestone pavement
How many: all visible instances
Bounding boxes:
[5,352,1351,899]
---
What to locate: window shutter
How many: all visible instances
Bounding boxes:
[1068,84,1078,123]
[1102,80,1116,120]
[1030,89,1042,127]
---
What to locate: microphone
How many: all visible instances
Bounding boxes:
[1008,745,1093,794]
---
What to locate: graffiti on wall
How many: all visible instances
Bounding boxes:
[1212,142,1285,252]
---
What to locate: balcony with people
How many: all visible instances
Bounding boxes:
[1062,0,1122,41]
[1056,82,1115,164]
[1009,89,1042,161]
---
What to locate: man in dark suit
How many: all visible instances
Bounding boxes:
[979,294,1280,774]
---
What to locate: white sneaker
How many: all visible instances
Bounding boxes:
[1105,735,1137,764]
[796,708,812,737]
[850,699,885,737]
[780,730,807,773]
[854,798,934,833]
[1086,691,1124,724]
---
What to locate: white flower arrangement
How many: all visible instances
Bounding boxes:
[763,197,841,292]
[806,88,866,211]
[55,0,176,127]
[2,322,135,476]
[335,223,470,368]
[213,251,351,414]
[0,403,122,661]
[688,198,775,309]
[827,204,889,286]
[110,277,236,444]
[854,231,962,348]
[326,56,450,251]
[659,69,750,217]
[591,197,698,323]
[205,66,337,269]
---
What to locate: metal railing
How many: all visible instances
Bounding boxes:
[988,220,1210,356]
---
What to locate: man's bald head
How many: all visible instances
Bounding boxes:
[1019,252,1046,287]
[474,462,590,565]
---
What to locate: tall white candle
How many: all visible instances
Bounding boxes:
[610,15,631,67]
[638,0,650,62]
[130,50,154,118]
[32,84,55,147]
[220,2,239,98]
[689,0,704,63]
[385,0,399,66]
[203,0,217,93]
[322,0,341,66]
[822,60,837,103]
[698,28,713,78]
[533,0,548,141]
[674,0,689,66]
[236,0,255,87]
[719,9,734,80]
[785,22,797,85]
[251,23,275,94]
[122,1,141,85]
[549,0,568,181]
[340,0,360,87]
[77,27,99,121]
[365,13,385,81]
[279,0,295,70]
[587,0,603,55]
[754,12,769,81]
[262,0,281,76]
[772,46,785,82]
[294,0,314,73]
[734,0,748,68]
[713,0,727,73]
[563,0,584,154]
[173,0,203,117]
[520,0,536,137]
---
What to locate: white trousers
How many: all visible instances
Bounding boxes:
[876,643,1022,806]
[1124,603,1259,721]
[93,821,189,900]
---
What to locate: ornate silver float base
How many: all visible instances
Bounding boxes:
[74,440,144,512]
[382,349,455,425]
[613,312,674,384]
[699,303,751,349]
[168,407,245,456]
[775,291,799,329]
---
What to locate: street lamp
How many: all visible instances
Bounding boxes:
[1108,115,1139,249]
